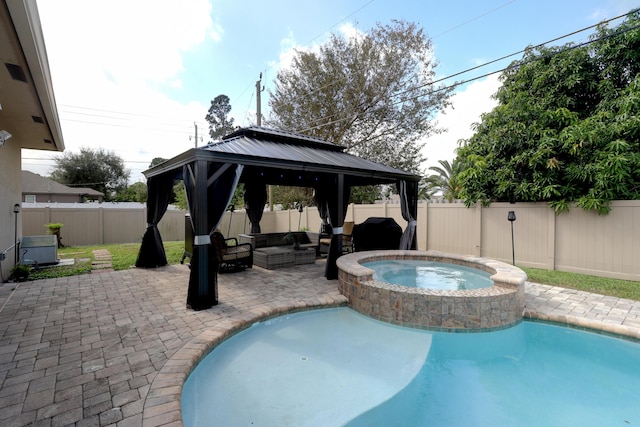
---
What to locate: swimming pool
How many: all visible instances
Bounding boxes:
[181,307,640,426]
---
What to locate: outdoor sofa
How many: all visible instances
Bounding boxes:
[239,231,319,269]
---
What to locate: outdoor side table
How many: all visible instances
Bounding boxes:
[253,247,295,269]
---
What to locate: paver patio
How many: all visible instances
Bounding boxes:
[0,260,639,426]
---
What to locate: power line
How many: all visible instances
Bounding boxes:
[431,0,520,39]
[296,17,640,135]
[232,0,376,106]
[292,9,637,133]
[57,105,209,138]
[266,0,529,117]
[60,104,208,126]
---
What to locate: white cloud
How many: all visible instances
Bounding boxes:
[338,22,365,41]
[210,20,224,43]
[421,74,501,171]
[271,30,300,72]
[23,0,215,182]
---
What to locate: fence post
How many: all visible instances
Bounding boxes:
[474,203,482,257]
[99,206,105,244]
[422,202,428,251]
[547,207,556,270]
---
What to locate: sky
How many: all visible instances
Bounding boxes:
[22,0,640,183]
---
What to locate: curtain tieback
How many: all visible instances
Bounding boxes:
[146,223,156,228]
[194,235,211,245]
[408,220,417,227]
[332,227,343,234]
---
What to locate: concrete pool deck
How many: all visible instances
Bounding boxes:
[0,260,639,426]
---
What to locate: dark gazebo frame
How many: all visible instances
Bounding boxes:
[135,127,420,310]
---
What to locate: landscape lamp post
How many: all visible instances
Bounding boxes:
[13,203,20,265]
[297,202,304,231]
[227,205,235,236]
[508,210,516,266]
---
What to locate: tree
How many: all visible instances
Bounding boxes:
[205,94,236,140]
[114,182,147,202]
[173,182,188,210]
[456,11,640,214]
[50,147,130,201]
[270,186,314,210]
[149,157,167,168]
[426,160,462,202]
[269,20,453,174]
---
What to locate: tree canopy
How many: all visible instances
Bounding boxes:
[268,19,452,174]
[456,10,640,214]
[424,159,463,202]
[149,157,168,168]
[114,182,147,203]
[205,94,236,140]
[50,147,130,201]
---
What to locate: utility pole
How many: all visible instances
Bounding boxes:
[189,122,203,148]
[256,73,263,126]
[256,72,273,210]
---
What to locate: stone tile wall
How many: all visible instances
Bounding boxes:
[337,250,527,331]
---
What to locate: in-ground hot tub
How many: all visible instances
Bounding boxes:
[337,250,527,331]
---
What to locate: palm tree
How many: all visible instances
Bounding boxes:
[427,159,462,202]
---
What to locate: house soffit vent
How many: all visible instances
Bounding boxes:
[5,63,27,82]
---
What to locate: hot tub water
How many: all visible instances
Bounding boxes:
[364,259,493,290]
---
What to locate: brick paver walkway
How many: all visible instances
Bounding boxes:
[0,261,638,426]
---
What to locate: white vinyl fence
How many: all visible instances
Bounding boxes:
[23,200,640,281]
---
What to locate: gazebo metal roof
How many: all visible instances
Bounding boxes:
[144,126,421,185]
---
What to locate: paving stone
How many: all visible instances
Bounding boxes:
[2,261,639,425]
[99,407,122,425]
[23,388,55,412]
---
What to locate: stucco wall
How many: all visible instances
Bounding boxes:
[0,143,22,280]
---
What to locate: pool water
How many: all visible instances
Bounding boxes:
[363,259,493,290]
[182,308,640,427]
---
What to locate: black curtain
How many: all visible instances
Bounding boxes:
[205,162,243,232]
[135,172,175,268]
[397,179,419,250]
[184,161,243,310]
[313,188,330,233]
[316,175,351,279]
[244,181,267,233]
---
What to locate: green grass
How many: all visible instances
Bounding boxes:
[521,267,640,301]
[23,243,640,302]
[28,241,185,280]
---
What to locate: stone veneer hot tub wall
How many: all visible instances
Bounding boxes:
[336,250,528,331]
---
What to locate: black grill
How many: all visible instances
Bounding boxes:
[352,217,402,251]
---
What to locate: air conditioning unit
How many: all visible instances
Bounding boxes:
[20,235,58,265]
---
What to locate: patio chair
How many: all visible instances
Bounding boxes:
[211,231,253,272]
[319,221,354,255]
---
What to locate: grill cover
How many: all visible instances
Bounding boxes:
[352,217,402,252]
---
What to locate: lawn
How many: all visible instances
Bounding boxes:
[521,267,640,301]
[28,241,184,280]
[24,242,640,302]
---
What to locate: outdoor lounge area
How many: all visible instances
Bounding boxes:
[1,260,640,425]
[136,126,421,310]
[239,231,319,269]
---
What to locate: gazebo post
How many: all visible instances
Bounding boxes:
[325,173,345,280]
[336,173,344,256]
[188,160,217,310]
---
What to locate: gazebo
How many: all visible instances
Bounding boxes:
[135,127,420,310]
